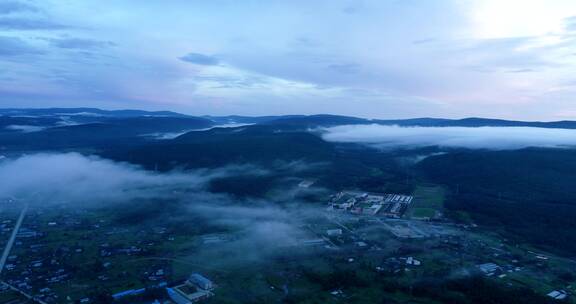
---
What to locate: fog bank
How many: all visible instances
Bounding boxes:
[0,153,325,266]
[321,125,576,150]
[0,153,253,204]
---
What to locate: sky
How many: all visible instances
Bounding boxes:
[0,0,576,120]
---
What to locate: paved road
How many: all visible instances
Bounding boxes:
[0,204,28,277]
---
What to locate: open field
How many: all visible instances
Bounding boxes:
[408,185,445,219]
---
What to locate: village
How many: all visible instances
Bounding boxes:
[327,191,414,218]
[0,186,575,303]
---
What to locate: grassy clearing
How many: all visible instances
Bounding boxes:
[411,208,436,218]
[505,272,556,295]
[408,185,445,219]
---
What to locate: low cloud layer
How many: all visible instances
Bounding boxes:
[4,124,45,132]
[0,153,246,204]
[0,153,324,266]
[321,124,576,150]
[142,123,254,140]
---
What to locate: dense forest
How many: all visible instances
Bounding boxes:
[417,148,576,255]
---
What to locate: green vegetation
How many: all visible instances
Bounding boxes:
[0,289,28,303]
[417,148,576,256]
[408,185,445,219]
[412,208,436,219]
[0,116,213,150]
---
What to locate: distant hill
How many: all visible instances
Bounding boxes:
[262,114,370,127]
[260,114,576,129]
[375,117,576,129]
[4,107,576,155]
[0,116,62,131]
[0,107,189,118]
[202,115,303,124]
[0,116,214,150]
[0,108,197,134]
[213,114,576,130]
[105,124,335,169]
[3,108,576,129]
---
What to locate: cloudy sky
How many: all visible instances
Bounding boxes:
[0,0,576,119]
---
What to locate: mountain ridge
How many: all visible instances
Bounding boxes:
[3,107,576,129]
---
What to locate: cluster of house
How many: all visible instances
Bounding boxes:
[375,256,422,274]
[1,207,179,303]
[328,191,413,218]
[99,244,145,257]
[1,219,13,234]
[112,281,168,301]
[1,213,85,302]
[477,261,570,300]
[167,273,215,303]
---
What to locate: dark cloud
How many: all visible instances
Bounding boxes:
[327,63,361,74]
[412,38,436,45]
[179,52,220,65]
[506,68,535,73]
[47,37,115,49]
[0,1,39,15]
[292,37,320,48]
[0,17,67,30]
[194,73,271,90]
[342,3,364,15]
[0,36,41,56]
